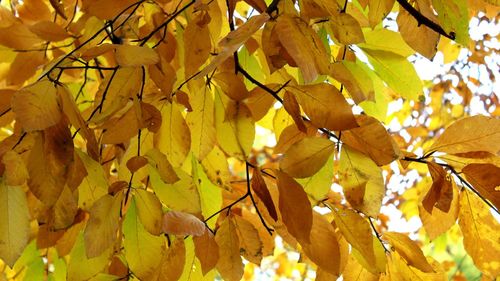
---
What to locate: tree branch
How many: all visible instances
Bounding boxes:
[402,156,500,215]
[396,0,455,40]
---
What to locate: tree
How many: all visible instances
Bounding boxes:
[0,0,498,280]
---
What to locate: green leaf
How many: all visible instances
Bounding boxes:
[362,49,423,101]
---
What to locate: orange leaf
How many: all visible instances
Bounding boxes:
[194,229,220,275]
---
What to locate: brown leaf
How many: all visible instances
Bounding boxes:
[126,156,149,173]
[283,91,306,133]
[422,162,453,213]
[462,163,500,211]
[276,170,313,243]
[251,168,278,221]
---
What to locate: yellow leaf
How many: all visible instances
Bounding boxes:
[201,146,232,190]
[426,115,500,155]
[214,91,255,161]
[301,212,342,275]
[67,232,113,281]
[276,170,313,243]
[386,251,446,281]
[359,29,414,57]
[275,15,330,83]
[0,181,30,267]
[135,189,163,235]
[150,167,201,214]
[287,84,358,131]
[193,229,219,275]
[186,86,216,161]
[341,115,401,166]
[11,79,62,131]
[458,189,500,278]
[2,151,29,186]
[332,208,379,273]
[156,101,192,166]
[145,148,179,184]
[330,61,375,104]
[123,198,165,280]
[280,136,335,178]
[198,13,270,77]
[362,49,423,101]
[342,254,380,281]
[83,193,123,258]
[383,232,434,273]
[233,215,264,265]
[368,0,395,28]
[28,21,70,42]
[115,45,160,66]
[330,13,365,45]
[215,216,244,281]
[184,13,212,77]
[339,146,385,217]
[162,211,205,237]
[75,149,109,210]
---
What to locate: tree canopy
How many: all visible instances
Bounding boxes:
[0,0,499,280]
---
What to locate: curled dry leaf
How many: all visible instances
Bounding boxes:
[251,168,278,221]
[162,211,206,236]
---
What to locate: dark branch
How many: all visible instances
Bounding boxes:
[402,156,500,215]
[396,0,455,40]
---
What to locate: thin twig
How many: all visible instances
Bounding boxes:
[368,217,389,253]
